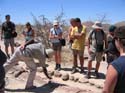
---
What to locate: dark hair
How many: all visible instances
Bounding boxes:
[109,25,116,32]
[5,14,10,18]
[26,22,31,27]
[70,18,76,22]
[75,18,81,23]
[115,26,125,46]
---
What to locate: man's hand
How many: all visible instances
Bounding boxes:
[20,44,25,50]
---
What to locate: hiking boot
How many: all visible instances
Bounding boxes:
[85,72,91,79]
[95,71,99,78]
[71,67,77,74]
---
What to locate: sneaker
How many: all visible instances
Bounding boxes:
[80,68,85,74]
[54,64,58,70]
[85,72,91,79]
[95,71,99,78]
[71,67,77,74]
[57,64,61,71]
[57,67,61,71]
[25,85,37,90]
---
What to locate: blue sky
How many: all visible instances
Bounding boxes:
[0,0,125,24]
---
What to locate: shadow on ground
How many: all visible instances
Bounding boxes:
[5,81,66,93]
[61,67,105,79]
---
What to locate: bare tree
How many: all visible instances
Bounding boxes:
[96,13,110,23]
[0,14,2,26]
[55,6,68,28]
[31,13,51,48]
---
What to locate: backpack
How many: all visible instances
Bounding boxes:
[0,49,7,66]
[89,29,105,52]
[107,36,120,56]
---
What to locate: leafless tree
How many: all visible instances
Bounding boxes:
[96,13,110,23]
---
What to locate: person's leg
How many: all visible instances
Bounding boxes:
[4,39,9,58]
[54,51,58,70]
[4,47,20,72]
[95,52,103,78]
[86,52,95,78]
[52,44,59,70]
[57,50,61,70]
[78,50,84,73]
[71,49,78,74]
[10,38,15,54]
[25,58,37,89]
[73,50,78,67]
[57,44,62,70]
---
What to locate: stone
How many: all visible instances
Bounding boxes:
[37,67,43,72]
[95,83,104,89]
[54,71,62,77]
[89,80,95,86]
[74,77,79,82]
[79,78,89,83]
[62,73,69,81]
[48,70,54,77]
[69,76,74,81]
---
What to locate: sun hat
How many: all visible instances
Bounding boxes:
[53,20,59,26]
[92,21,103,29]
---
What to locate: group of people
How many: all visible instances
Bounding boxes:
[0,14,125,93]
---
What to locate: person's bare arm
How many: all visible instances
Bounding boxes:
[43,67,52,79]
[20,39,35,50]
[1,24,4,40]
[74,28,86,39]
[102,65,118,93]
[49,31,55,39]
[104,33,108,49]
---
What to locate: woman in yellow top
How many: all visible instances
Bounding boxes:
[70,18,86,74]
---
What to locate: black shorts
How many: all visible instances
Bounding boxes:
[52,43,62,51]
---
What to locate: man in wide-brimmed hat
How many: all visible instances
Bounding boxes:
[86,21,107,79]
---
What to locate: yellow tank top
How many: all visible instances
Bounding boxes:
[71,25,86,50]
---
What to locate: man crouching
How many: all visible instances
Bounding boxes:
[4,39,53,89]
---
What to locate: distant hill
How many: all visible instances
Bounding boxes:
[83,21,110,33]
[115,21,125,26]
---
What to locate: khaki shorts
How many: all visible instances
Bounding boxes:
[72,49,84,57]
[4,38,14,47]
[89,52,103,62]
